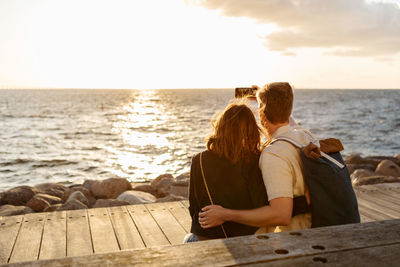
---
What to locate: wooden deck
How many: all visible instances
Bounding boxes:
[1,182,400,266]
[7,218,400,267]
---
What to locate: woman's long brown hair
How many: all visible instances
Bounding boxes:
[207,102,261,164]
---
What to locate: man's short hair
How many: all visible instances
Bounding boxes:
[257,82,293,124]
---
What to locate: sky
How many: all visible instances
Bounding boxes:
[0,0,399,89]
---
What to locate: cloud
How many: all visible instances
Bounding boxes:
[189,0,400,57]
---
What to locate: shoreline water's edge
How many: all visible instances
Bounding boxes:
[0,153,399,217]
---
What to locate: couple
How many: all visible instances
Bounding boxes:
[184,82,314,242]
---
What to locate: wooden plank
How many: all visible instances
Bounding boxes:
[375,182,400,190]
[357,204,379,222]
[357,207,375,223]
[66,209,93,257]
[358,201,394,221]
[9,213,47,263]
[357,190,400,214]
[368,183,400,194]
[145,203,187,245]
[38,211,66,260]
[247,243,400,266]
[87,208,120,254]
[369,187,400,203]
[9,219,400,267]
[355,185,400,223]
[108,206,145,250]
[127,204,169,247]
[163,201,191,233]
[357,193,400,218]
[0,215,23,264]
[180,200,189,209]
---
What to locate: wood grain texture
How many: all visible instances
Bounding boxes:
[66,209,93,257]
[246,243,400,267]
[163,201,191,233]
[180,200,189,209]
[145,203,187,245]
[358,201,394,221]
[373,187,400,202]
[7,219,400,267]
[108,206,145,250]
[8,213,47,263]
[127,204,170,247]
[3,182,400,265]
[39,211,67,260]
[87,208,120,254]
[356,193,400,218]
[358,190,400,213]
[0,215,23,264]
[357,205,381,222]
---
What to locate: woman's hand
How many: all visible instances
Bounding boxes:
[198,205,228,228]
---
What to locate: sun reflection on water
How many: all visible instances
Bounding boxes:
[108,90,176,181]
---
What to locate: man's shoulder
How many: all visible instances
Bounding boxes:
[261,127,313,161]
[260,140,297,167]
[281,127,315,146]
[263,140,297,156]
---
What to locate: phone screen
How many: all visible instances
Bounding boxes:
[235,87,256,98]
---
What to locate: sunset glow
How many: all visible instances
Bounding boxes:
[0,0,399,89]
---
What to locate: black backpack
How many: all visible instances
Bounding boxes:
[271,137,361,228]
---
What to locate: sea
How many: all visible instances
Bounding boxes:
[0,89,399,191]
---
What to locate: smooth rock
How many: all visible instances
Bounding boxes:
[365,156,400,166]
[353,176,400,186]
[155,194,186,203]
[0,186,38,206]
[155,178,174,197]
[346,164,376,175]
[117,190,156,205]
[68,184,84,188]
[44,204,63,212]
[176,173,189,181]
[133,184,157,196]
[57,199,88,211]
[350,169,376,183]
[173,179,189,187]
[68,186,93,199]
[150,174,174,188]
[34,193,63,205]
[90,178,132,199]
[376,160,400,177]
[93,199,130,208]
[0,205,34,216]
[346,164,357,175]
[395,153,400,162]
[35,183,68,193]
[82,179,97,191]
[169,185,189,198]
[43,188,66,199]
[66,191,89,207]
[344,154,380,168]
[344,154,362,164]
[62,186,95,206]
[26,196,51,212]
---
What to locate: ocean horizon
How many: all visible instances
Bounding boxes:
[1,89,399,191]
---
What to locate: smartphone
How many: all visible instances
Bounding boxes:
[235,87,257,99]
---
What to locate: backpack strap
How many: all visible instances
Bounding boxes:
[270,137,345,169]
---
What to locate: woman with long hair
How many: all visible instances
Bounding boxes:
[184,102,268,242]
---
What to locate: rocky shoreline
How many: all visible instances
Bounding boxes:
[1,153,399,217]
[0,173,189,217]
